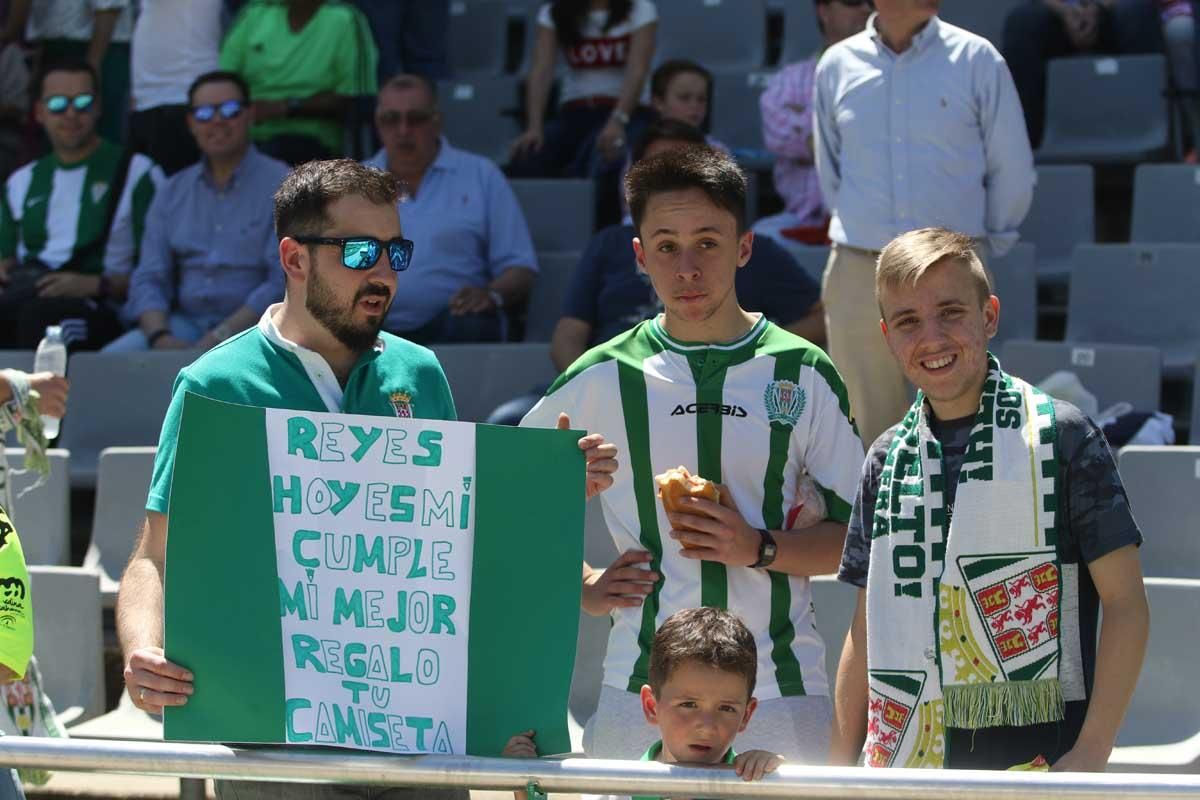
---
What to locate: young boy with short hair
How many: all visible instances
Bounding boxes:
[505,607,784,799]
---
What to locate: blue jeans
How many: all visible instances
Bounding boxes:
[102,313,218,353]
[351,0,450,82]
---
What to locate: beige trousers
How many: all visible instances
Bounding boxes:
[821,244,910,448]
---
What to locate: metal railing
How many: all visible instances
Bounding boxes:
[3,737,1200,799]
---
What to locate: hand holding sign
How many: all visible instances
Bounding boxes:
[125,646,194,714]
[556,413,618,499]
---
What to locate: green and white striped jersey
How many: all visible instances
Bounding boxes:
[0,140,163,274]
[522,315,864,700]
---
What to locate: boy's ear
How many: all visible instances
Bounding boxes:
[640,684,659,725]
[738,696,759,733]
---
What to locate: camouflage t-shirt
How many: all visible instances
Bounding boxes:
[837,398,1142,768]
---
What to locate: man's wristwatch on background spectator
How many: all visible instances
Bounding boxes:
[487,289,504,310]
[610,109,630,127]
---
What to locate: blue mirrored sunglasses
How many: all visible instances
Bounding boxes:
[294,236,414,272]
[44,93,95,114]
[191,99,244,122]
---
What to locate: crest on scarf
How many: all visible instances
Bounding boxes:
[390,391,413,418]
[764,380,805,428]
[958,553,1060,680]
[866,670,927,768]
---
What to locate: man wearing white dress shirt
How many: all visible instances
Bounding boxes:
[813,0,1035,446]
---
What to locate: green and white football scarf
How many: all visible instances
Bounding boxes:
[0,370,50,512]
[865,354,1063,769]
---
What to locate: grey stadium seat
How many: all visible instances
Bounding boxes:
[29,566,104,727]
[810,576,858,697]
[84,446,157,607]
[1117,447,1200,580]
[989,242,1036,346]
[1192,362,1200,445]
[1065,243,1200,376]
[999,340,1162,413]
[1109,578,1200,772]
[1130,164,1200,243]
[938,0,1023,46]
[525,252,580,343]
[437,76,521,164]
[709,70,775,166]
[431,342,557,423]
[654,0,768,72]
[1036,55,1169,164]
[57,350,195,488]
[448,0,509,76]
[3,448,70,566]
[511,179,595,252]
[780,3,823,65]
[1019,164,1094,281]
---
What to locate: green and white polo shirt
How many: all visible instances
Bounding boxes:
[0,140,162,273]
[521,315,864,700]
[147,305,457,514]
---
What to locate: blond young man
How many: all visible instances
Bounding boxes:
[831,227,1148,771]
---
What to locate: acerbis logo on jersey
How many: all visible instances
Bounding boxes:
[670,402,748,418]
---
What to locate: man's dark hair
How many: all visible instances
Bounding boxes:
[550,0,634,48]
[34,59,97,99]
[626,145,747,234]
[380,73,439,107]
[274,159,400,240]
[650,59,713,101]
[647,608,757,699]
[187,70,251,107]
[631,118,706,165]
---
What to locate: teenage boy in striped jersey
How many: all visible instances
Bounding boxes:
[521,146,864,763]
[0,59,163,349]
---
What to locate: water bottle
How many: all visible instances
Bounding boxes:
[33,325,67,439]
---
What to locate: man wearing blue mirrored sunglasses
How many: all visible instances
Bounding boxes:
[117,158,621,800]
[107,71,291,354]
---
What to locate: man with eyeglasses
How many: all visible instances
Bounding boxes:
[117,158,618,799]
[0,59,163,350]
[755,0,871,245]
[105,70,290,353]
[364,74,537,344]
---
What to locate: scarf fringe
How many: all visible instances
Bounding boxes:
[943,678,1065,729]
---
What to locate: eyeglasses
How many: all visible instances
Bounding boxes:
[190,99,244,122]
[44,93,95,114]
[294,236,415,272]
[376,109,437,128]
[833,0,871,6]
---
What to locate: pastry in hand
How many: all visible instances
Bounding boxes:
[655,466,720,548]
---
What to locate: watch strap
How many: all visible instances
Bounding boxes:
[751,528,778,569]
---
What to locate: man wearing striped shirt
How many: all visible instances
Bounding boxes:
[0,60,162,349]
[522,146,864,763]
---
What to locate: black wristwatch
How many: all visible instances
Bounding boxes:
[751,528,777,569]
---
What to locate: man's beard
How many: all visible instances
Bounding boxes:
[305,259,392,352]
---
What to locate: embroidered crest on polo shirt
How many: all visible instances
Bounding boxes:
[764,379,805,428]
[390,391,413,418]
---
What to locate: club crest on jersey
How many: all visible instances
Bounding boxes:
[764,380,805,428]
[390,391,413,418]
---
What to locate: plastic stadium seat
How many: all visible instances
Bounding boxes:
[810,576,858,696]
[437,76,522,164]
[511,179,595,252]
[775,242,829,286]
[1019,165,1094,281]
[989,242,1036,346]
[780,3,822,65]
[1192,363,1200,445]
[655,0,768,72]
[84,447,157,608]
[29,566,104,727]
[3,448,69,566]
[1130,164,1200,243]
[1065,244,1200,376]
[57,351,195,488]
[999,340,1162,413]
[710,70,776,166]
[1109,578,1200,772]
[938,0,1023,46]
[1118,447,1200,580]
[431,342,557,423]
[1036,55,1169,164]
[0,351,33,372]
[448,0,509,76]
[525,252,580,343]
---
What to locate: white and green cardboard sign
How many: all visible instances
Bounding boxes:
[164,393,584,757]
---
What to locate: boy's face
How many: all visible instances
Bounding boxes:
[640,661,756,763]
[652,71,709,129]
